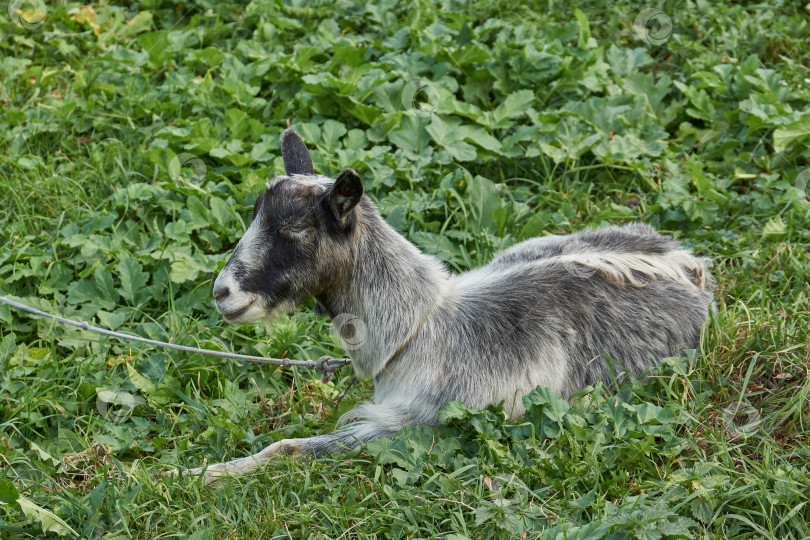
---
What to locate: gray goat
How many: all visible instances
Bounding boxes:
[184,129,713,483]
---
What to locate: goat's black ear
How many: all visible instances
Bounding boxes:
[328,168,363,221]
[281,129,314,176]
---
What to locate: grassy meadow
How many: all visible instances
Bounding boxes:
[1,0,809,538]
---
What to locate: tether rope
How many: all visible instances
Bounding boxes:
[0,296,350,382]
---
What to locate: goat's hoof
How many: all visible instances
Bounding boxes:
[158,466,219,485]
[178,465,232,486]
[159,468,180,480]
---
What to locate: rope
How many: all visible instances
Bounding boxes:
[0,296,350,382]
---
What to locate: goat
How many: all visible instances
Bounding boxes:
[183,129,713,484]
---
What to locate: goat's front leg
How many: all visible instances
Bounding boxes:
[181,438,305,485]
[180,428,391,485]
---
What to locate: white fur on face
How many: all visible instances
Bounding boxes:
[214,207,272,324]
[212,268,264,323]
[214,268,296,324]
[235,208,269,271]
[215,182,324,326]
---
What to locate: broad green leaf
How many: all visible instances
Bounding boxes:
[442,139,477,161]
[605,45,655,78]
[17,496,79,537]
[473,504,497,526]
[493,90,535,123]
[62,233,112,258]
[26,347,50,360]
[186,197,212,228]
[96,309,130,330]
[126,362,157,394]
[224,108,249,139]
[538,522,608,540]
[635,403,663,424]
[30,442,60,466]
[450,43,490,65]
[457,124,503,153]
[93,267,118,305]
[344,128,368,150]
[762,217,787,238]
[426,116,477,161]
[410,231,466,267]
[0,332,16,364]
[365,435,416,468]
[117,257,149,304]
[391,466,420,487]
[437,401,470,425]
[0,479,20,505]
[337,96,382,125]
[690,498,714,524]
[298,123,321,145]
[522,385,572,439]
[520,212,551,239]
[137,31,171,66]
[120,11,153,38]
[96,387,148,413]
[389,115,431,153]
[169,251,219,283]
[774,114,810,152]
[67,279,116,311]
[320,119,347,152]
[189,47,225,66]
[539,141,569,163]
[209,197,234,228]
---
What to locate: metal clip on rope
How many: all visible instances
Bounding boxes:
[0,296,351,382]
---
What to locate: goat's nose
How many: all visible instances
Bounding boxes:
[213,285,230,303]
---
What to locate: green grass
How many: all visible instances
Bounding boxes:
[1,0,809,538]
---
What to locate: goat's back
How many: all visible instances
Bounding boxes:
[396,224,713,417]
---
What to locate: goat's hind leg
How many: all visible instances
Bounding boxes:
[181,426,391,485]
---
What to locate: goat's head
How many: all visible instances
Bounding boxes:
[213,129,364,323]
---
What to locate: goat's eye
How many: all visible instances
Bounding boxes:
[281,223,310,236]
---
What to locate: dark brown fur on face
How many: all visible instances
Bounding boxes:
[219,167,366,316]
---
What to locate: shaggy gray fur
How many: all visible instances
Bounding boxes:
[187,130,713,483]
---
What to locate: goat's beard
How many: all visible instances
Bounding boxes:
[259,299,297,330]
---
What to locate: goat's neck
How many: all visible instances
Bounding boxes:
[319,215,449,379]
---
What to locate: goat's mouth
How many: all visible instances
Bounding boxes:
[220,298,258,322]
